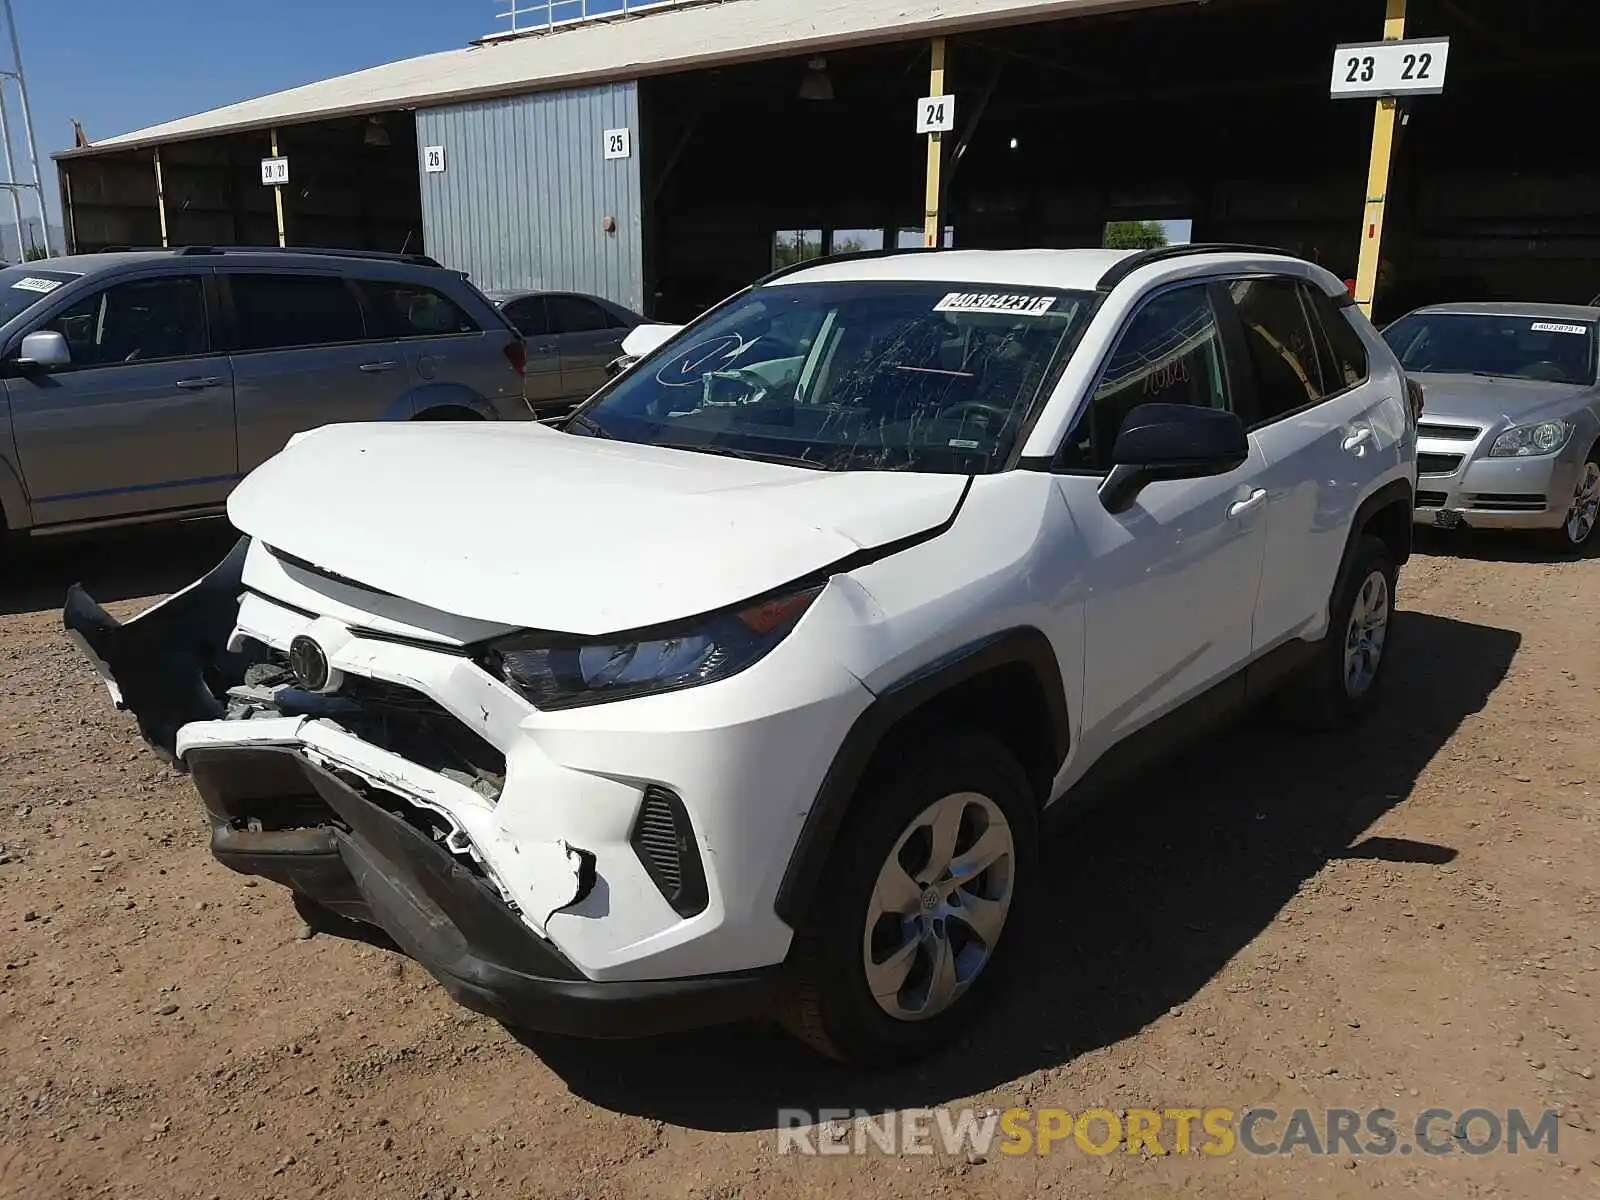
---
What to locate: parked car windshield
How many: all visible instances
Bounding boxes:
[575,281,1095,473]
[0,267,81,328]
[1383,312,1598,386]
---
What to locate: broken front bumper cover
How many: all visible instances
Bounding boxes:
[62,538,779,1038]
[194,745,777,1037]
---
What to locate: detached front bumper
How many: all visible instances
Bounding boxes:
[191,743,778,1037]
[1413,452,1581,530]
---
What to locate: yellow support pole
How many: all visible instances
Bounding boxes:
[270,128,287,247]
[923,38,947,249]
[153,148,169,249]
[1353,0,1408,318]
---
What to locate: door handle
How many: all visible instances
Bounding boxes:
[174,376,224,391]
[1227,489,1268,520]
[1343,427,1374,453]
[359,360,402,374]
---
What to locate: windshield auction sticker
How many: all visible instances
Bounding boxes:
[934,292,1058,316]
[1530,322,1589,336]
[11,277,62,294]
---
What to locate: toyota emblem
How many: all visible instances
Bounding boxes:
[288,634,332,692]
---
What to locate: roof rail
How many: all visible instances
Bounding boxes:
[175,245,444,269]
[1096,242,1291,292]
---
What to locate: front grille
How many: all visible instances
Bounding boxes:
[1415,490,1448,509]
[1418,453,1464,476]
[1468,493,1547,512]
[630,787,708,918]
[1418,423,1480,442]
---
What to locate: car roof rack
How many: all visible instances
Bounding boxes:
[1095,242,1292,292]
[174,245,444,269]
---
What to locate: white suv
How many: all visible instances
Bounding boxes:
[67,245,1418,1064]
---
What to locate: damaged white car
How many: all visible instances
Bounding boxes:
[67,245,1417,1064]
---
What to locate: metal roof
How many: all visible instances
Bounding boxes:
[58,0,1187,159]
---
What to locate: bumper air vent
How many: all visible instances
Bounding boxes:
[630,786,708,918]
[1415,491,1448,509]
[1468,494,1548,512]
[1417,453,1464,476]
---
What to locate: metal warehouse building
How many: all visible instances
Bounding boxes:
[53,0,1600,324]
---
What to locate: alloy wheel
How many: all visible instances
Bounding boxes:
[1343,570,1391,699]
[1564,461,1600,547]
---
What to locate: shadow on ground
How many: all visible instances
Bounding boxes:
[1413,524,1597,564]
[1,518,240,616]
[517,610,1520,1131]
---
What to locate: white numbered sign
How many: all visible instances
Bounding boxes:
[916,95,956,135]
[260,156,290,187]
[603,128,632,160]
[1330,37,1450,99]
[423,145,447,174]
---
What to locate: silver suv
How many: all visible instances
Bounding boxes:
[0,247,528,540]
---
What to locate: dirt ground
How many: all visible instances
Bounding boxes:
[1,521,1597,1200]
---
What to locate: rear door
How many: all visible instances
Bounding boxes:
[1223,275,1401,651]
[6,270,238,527]
[499,295,565,409]
[224,270,409,473]
[546,293,631,400]
[358,277,522,416]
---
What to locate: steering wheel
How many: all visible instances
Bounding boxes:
[1517,361,1571,383]
[937,401,1014,424]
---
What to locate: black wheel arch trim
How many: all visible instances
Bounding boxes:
[1353,476,1416,566]
[773,626,1070,927]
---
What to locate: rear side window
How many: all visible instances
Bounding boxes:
[361,281,480,338]
[1302,285,1370,391]
[547,294,613,334]
[230,274,366,351]
[1227,277,1325,424]
[45,276,209,368]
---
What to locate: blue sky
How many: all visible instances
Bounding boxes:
[17,0,505,223]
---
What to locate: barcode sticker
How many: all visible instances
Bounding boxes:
[1531,322,1589,336]
[12,277,61,294]
[934,292,1058,316]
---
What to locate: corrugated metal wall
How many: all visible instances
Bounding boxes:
[415,83,643,312]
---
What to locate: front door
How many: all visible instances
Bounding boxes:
[224,271,409,473]
[1053,281,1269,764]
[6,271,237,528]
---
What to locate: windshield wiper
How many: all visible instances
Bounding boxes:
[673,443,832,471]
[565,413,614,439]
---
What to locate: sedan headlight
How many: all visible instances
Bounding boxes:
[479,585,823,710]
[1489,419,1572,458]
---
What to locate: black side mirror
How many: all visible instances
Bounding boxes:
[1098,403,1249,514]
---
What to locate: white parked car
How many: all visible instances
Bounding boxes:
[67,245,1418,1064]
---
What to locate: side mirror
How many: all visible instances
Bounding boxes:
[15,329,71,372]
[620,323,683,360]
[1098,403,1249,514]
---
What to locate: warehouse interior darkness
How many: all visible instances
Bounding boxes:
[643,0,1600,324]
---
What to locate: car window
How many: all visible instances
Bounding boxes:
[1304,287,1371,390]
[0,267,82,327]
[547,294,611,335]
[1058,283,1231,471]
[361,281,480,339]
[44,276,208,369]
[1228,277,1325,423]
[1383,311,1594,385]
[229,274,367,351]
[502,297,549,338]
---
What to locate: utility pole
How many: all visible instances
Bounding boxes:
[1352,0,1408,319]
[0,0,51,259]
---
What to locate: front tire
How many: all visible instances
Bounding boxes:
[1543,455,1600,556]
[1283,534,1398,730]
[779,732,1037,1065]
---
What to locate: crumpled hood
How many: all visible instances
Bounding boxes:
[227,422,967,636]
[1412,373,1597,429]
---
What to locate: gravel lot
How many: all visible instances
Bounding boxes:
[1,522,1597,1199]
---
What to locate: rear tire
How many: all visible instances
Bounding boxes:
[1281,534,1397,731]
[779,731,1037,1065]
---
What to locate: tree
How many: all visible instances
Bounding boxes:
[1103,220,1170,251]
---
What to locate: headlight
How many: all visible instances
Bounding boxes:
[479,585,823,710]
[1489,419,1572,458]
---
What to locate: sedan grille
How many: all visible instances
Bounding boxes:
[1418,423,1481,442]
[1417,453,1464,476]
